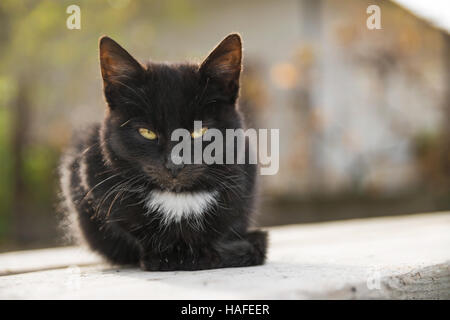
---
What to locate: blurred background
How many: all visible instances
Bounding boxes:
[0,0,448,252]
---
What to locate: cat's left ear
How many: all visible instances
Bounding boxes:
[99,36,144,87]
[199,33,242,99]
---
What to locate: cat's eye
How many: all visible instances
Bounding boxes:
[138,128,157,140]
[191,127,208,139]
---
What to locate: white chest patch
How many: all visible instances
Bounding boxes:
[144,190,219,224]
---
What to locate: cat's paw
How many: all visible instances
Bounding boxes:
[215,236,267,267]
[139,257,161,271]
[246,230,268,257]
[140,256,181,271]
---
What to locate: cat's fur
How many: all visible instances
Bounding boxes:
[59,34,267,271]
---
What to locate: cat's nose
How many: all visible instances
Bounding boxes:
[165,156,185,178]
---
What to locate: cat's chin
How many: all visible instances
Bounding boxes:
[153,180,212,194]
[142,168,203,193]
[153,181,195,193]
[157,186,186,193]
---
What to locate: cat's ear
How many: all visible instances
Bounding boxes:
[99,36,144,86]
[199,33,242,98]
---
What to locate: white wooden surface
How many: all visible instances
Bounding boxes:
[0,212,449,299]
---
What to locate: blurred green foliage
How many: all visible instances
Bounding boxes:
[0,106,12,239]
[0,0,199,250]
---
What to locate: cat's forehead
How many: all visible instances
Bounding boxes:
[145,63,200,91]
[146,64,201,104]
[139,63,204,129]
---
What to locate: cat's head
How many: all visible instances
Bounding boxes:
[99,34,245,192]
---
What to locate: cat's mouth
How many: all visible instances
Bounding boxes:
[142,166,203,193]
[155,179,188,193]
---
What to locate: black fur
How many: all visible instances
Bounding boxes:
[60,34,267,271]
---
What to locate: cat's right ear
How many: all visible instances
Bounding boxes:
[199,34,242,100]
[99,36,144,87]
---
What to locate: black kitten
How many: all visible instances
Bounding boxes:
[59,34,267,271]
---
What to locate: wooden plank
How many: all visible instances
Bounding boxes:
[0,212,449,299]
[0,246,102,276]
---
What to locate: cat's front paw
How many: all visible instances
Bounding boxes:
[140,256,181,271]
[215,237,266,268]
[246,230,268,258]
[139,257,161,271]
